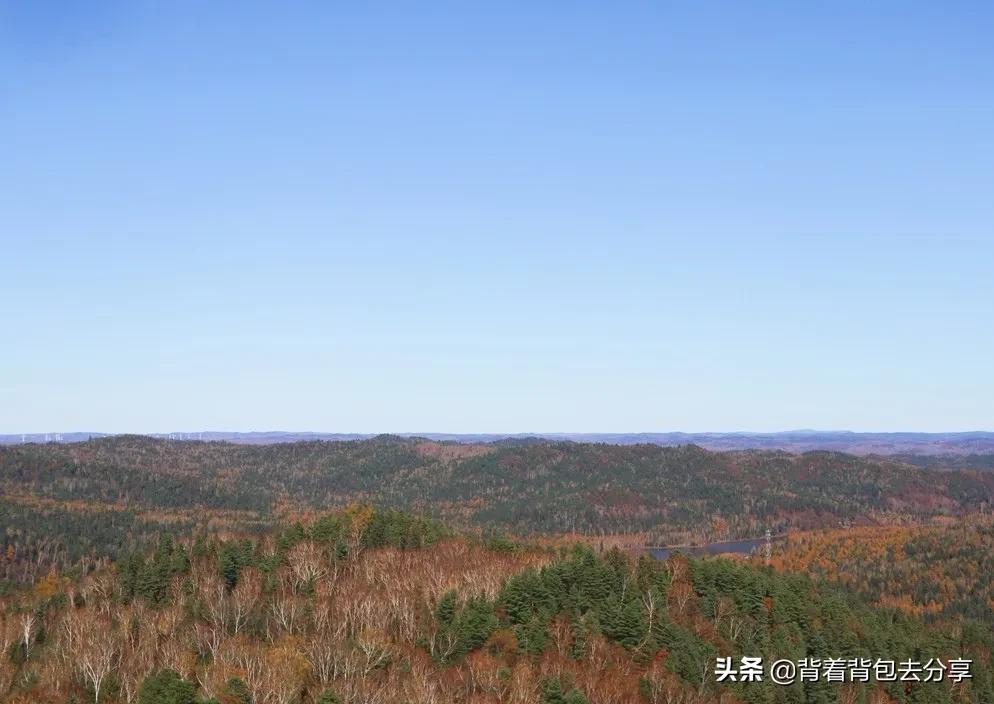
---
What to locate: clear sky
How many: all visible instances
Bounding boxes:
[2,2,992,433]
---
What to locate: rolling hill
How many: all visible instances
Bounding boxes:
[2,435,993,582]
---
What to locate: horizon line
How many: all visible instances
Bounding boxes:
[4,429,994,437]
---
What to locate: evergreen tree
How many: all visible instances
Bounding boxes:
[568,613,589,659]
[137,669,198,704]
[221,678,250,704]
[541,677,566,704]
[563,688,589,704]
[541,676,589,704]
[435,590,458,627]
[136,559,170,604]
[515,613,549,656]
[218,544,242,590]
[453,597,498,653]
[119,553,143,599]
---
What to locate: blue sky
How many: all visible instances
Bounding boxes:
[2,2,992,433]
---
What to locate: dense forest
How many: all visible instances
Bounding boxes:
[3,436,994,581]
[887,455,994,472]
[771,519,994,628]
[1,506,990,704]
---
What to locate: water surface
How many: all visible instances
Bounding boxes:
[648,536,782,560]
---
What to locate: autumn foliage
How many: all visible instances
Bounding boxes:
[0,508,991,703]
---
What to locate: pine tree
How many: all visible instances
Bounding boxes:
[620,597,648,648]
[136,560,170,604]
[454,597,498,653]
[435,590,458,627]
[137,669,198,704]
[221,677,251,704]
[541,676,588,704]
[516,613,549,656]
[541,677,566,704]
[569,613,589,659]
[500,572,535,624]
[119,553,143,599]
[218,544,241,590]
[563,688,589,704]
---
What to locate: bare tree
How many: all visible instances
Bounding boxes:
[287,541,327,591]
[18,612,36,660]
[67,611,119,704]
[230,567,262,635]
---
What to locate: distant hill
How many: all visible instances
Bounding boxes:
[3,435,993,567]
[4,430,994,454]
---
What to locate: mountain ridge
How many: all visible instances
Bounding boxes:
[4,430,994,454]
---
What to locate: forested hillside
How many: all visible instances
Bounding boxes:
[1,507,990,703]
[772,518,994,627]
[3,436,994,581]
